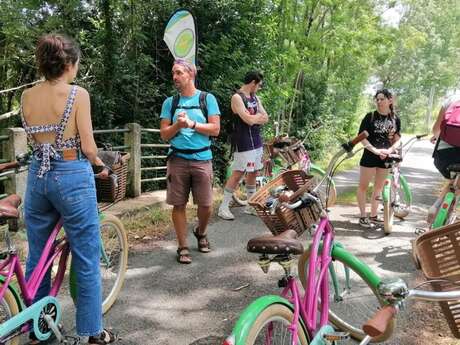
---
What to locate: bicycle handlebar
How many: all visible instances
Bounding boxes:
[362,287,460,339]
[416,133,428,140]
[362,305,397,338]
[350,130,369,146]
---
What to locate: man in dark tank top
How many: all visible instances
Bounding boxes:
[218,71,269,220]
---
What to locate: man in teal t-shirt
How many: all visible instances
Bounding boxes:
[160,59,220,264]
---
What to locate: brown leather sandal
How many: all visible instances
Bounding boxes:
[193,227,211,253]
[176,247,192,264]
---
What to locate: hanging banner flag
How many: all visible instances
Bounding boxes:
[163,9,197,65]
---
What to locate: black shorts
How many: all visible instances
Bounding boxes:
[433,147,460,179]
[359,149,388,169]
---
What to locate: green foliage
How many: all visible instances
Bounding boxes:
[0,0,459,186]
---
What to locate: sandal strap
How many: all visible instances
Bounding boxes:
[177,247,190,255]
[88,329,117,344]
[193,227,208,240]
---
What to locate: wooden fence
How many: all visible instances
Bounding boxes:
[0,124,169,199]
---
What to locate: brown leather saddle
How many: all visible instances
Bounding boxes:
[247,229,304,256]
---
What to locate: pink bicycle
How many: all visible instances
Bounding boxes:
[0,156,128,344]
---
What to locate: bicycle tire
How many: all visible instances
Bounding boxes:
[245,303,309,345]
[231,183,248,207]
[0,286,20,345]
[308,164,337,207]
[383,199,394,235]
[69,214,128,314]
[298,248,394,342]
[393,174,411,219]
[99,214,128,313]
[309,166,337,208]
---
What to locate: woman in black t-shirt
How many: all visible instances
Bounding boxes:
[357,89,401,228]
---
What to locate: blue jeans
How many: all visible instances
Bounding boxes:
[24,157,102,336]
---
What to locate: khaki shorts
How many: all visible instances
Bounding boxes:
[166,156,213,206]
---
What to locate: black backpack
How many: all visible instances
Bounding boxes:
[167,91,211,156]
[169,91,208,123]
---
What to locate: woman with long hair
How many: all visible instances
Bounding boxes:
[356,89,401,228]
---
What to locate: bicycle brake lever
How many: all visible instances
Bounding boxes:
[269,199,279,215]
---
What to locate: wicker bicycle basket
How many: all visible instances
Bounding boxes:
[415,222,460,338]
[96,152,130,203]
[248,170,321,236]
[268,137,307,167]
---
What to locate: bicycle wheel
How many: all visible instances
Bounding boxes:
[309,165,336,208]
[383,180,394,235]
[69,214,128,314]
[245,304,309,345]
[231,181,248,207]
[298,248,394,342]
[393,175,411,219]
[99,214,128,313]
[0,286,20,345]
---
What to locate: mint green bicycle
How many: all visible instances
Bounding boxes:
[381,134,427,234]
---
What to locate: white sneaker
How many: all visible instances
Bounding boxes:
[218,206,235,220]
[244,206,258,216]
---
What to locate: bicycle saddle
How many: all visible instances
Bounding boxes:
[247,229,304,255]
[0,195,21,219]
[447,163,460,174]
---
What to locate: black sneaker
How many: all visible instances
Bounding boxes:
[369,215,384,223]
[359,217,374,228]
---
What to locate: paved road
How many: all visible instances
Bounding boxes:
[50,138,455,345]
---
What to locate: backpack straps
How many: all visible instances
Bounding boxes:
[236,91,249,109]
[169,91,208,123]
[199,91,208,121]
[169,94,181,124]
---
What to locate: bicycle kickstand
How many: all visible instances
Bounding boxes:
[43,315,81,344]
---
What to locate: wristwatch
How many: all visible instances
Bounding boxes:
[192,121,197,129]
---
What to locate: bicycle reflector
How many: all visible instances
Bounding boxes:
[442,202,449,209]
[222,336,235,345]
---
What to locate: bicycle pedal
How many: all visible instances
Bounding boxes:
[323,332,350,342]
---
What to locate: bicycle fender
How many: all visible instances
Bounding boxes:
[0,275,24,311]
[226,295,302,345]
[382,176,392,202]
[432,192,456,229]
[331,245,381,289]
[399,174,412,206]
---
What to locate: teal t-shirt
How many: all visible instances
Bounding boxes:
[160,90,220,160]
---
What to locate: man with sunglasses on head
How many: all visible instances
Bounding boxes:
[160,59,220,264]
[218,70,269,220]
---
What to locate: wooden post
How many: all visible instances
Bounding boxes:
[2,128,27,199]
[124,123,141,197]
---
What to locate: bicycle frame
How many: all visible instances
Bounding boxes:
[277,215,334,344]
[0,218,67,303]
[0,218,68,335]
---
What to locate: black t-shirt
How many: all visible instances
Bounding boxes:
[358,111,401,149]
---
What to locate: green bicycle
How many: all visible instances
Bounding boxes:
[381,134,427,234]
[226,138,337,208]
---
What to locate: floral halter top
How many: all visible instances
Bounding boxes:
[21,85,81,178]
